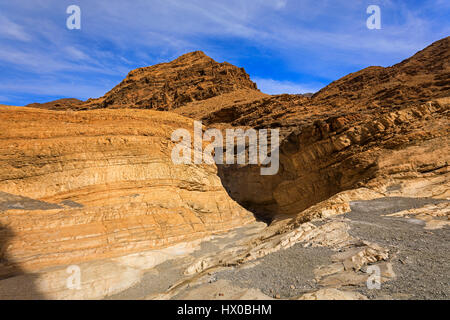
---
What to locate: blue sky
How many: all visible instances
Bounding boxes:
[0,0,449,105]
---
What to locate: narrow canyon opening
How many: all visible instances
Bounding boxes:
[216,126,379,223]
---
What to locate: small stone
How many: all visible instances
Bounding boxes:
[290,285,295,290]
[275,294,281,299]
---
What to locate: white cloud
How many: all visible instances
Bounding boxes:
[0,46,127,75]
[0,15,30,41]
[273,0,287,10]
[64,46,91,61]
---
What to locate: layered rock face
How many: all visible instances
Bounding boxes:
[1,37,448,299]
[218,98,449,220]
[0,107,254,276]
[212,37,450,220]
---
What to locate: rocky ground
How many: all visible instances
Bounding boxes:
[104,197,449,300]
[347,198,449,299]
[106,223,268,300]
[202,197,447,300]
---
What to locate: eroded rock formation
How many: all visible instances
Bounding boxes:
[1,36,449,300]
[215,37,450,221]
[27,51,260,111]
[0,107,254,277]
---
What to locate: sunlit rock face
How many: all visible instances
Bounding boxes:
[0,37,448,300]
[211,37,450,221]
[0,107,254,276]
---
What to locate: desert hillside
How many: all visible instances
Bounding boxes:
[0,37,449,300]
[27,51,261,111]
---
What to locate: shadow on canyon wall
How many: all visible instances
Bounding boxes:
[0,223,46,300]
[217,163,282,224]
[216,128,379,224]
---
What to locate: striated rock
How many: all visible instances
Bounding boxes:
[313,36,450,109]
[386,202,450,230]
[214,38,450,221]
[218,99,449,221]
[0,237,207,299]
[0,106,255,277]
[201,37,449,132]
[2,36,449,300]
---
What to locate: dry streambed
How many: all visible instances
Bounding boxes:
[0,192,448,300]
[150,197,449,300]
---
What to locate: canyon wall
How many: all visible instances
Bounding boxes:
[0,106,255,276]
[2,36,449,281]
[218,99,449,221]
[214,37,449,220]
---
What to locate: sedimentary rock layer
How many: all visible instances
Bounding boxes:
[5,36,449,285]
[0,106,254,276]
[212,37,450,220]
[218,99,450,220]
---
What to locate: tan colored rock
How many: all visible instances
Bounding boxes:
[1,37,448,300]
[298,289,367,300]
[172,279,273,300]
[386,202,450,230]
[22,38,450,224]
[0,237,206,300]
[208,38,450,222]
[0,107,255,276]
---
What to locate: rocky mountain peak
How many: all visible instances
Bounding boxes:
[82,51,258,111]
[174,50,211,62]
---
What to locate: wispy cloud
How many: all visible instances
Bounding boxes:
[0,14,31,41]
